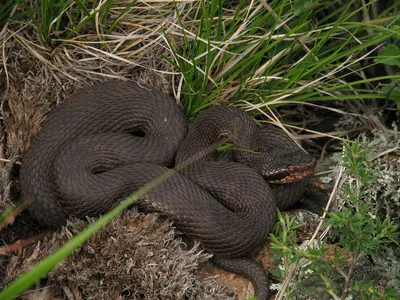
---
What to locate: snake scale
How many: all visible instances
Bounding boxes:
[20,81,316,299]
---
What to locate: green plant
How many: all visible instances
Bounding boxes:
[0,1,16,30]
[11,0,139,47]
[375,44,400,109]
[269,138,399,299]
[164,0,400,118]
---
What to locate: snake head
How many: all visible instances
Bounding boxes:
[260,152,317,183]
[235,148,316,183]
[230,126,317,183]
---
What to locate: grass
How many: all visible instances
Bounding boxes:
[1,0,400,299]
[165,0,400,117]
[4,0,400,117]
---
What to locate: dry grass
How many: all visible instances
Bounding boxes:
[0,0,398,298]
[2,1,187,88]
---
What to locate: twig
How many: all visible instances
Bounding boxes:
[0,158,21,165]
[0,233,50,255]
[0,204,25,231]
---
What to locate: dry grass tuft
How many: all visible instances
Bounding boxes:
[5,210,229,299]
[4,2,181,85]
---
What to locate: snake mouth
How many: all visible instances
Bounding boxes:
[264,158,317,184]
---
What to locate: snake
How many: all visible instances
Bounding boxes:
[20,81,316,299]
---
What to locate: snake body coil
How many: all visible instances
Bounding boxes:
[20,81,316,299]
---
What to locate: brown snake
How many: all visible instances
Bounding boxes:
[20,81,316,299]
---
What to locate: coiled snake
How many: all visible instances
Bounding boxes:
[20,81,316,299]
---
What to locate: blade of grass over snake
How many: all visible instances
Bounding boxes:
[0,167,175,300]
[0,135,234,300]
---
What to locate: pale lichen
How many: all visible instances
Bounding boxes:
[6,210,230,299]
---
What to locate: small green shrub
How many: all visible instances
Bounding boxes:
[269,137,399,299]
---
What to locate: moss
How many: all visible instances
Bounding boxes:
[362,128,400,224]
[6,210,229,299]
[332,126,400,293]
[362,128,400,292]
